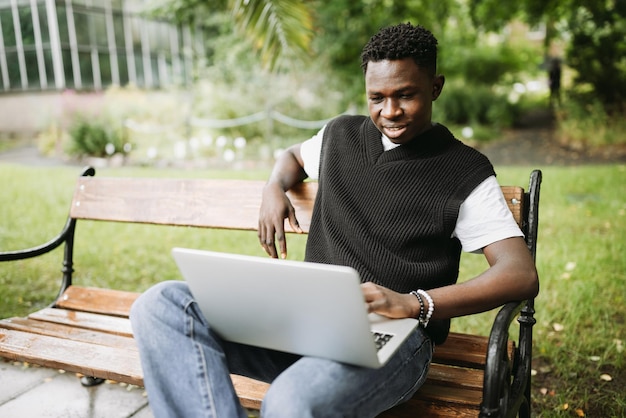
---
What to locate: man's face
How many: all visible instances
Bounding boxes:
[365,58,444,145]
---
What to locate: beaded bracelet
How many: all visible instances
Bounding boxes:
[409,291,424,324]
[416,289,434,327]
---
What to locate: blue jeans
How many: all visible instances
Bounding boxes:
[130,281,433,418]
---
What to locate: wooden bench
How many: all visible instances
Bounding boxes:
[0,167,542,418]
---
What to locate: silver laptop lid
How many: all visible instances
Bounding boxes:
[171,247,384,367]
[172,248,418,367]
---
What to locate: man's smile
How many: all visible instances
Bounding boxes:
[382,125,408,139]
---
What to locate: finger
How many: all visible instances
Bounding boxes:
[277,233,287,259]
[274,223,287,259]
[287,210,303,234]
[360,282,378,299]
[257,222,266,247]
[265,224,279,259]
[258,222,278,258]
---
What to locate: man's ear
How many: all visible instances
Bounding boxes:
[432,75,445,100]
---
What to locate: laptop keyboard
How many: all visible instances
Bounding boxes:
[372,331,394,351]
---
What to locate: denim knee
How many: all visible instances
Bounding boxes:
[262,382,323,418]
[130,281,187,334]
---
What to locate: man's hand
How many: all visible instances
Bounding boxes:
[258,143,307,259]
[361,282,420,319]
[258,183,302,259]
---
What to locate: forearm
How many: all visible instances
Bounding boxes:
[429,269,537,320]
[266,144,308,192]
[427,237,539,320]
[397,237,539,321]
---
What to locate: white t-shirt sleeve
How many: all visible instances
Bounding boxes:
[300,125,325,180]
[454,176,524,253]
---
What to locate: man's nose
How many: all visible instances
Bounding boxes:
[381,98,402,119]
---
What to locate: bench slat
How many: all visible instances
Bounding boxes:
[413,383,483,407]
[381,402,479,418]
[70,178,317,233]
[435,332,515,369]
[501,186,524,227]
[69,178,522,231]
[0,317,136,350]
[381,384,481,417]
[0,327,144,385]
[29,307,133,336]
[55,286,139,317]
[427,363,483,390]
[435,332,490,368]
[231,375,269,410]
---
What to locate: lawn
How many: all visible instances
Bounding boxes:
[1,162,624,416]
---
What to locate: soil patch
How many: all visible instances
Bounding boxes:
[476,109,626,166]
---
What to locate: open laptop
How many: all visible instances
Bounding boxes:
[172,247,419,368]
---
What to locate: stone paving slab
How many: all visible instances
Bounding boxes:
[0,358,152,418]
[0,358,266,417]
[0,358,58,405]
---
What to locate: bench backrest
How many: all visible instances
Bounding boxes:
[58,166,540,297]
[70,175,526,232]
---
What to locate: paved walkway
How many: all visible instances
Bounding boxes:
[0,357,153,417]
[0,357,264,417]
[0,144,70,166]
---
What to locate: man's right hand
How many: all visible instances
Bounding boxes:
[258,182,302,259]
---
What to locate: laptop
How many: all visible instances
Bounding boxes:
[171,247,419,368]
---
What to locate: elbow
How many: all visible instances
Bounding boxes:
[523,266,540,300]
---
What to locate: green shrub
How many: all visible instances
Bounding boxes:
[441,39,542,86]
[67,116,130,158]
[556,98,626,147]
[434,82,517,128]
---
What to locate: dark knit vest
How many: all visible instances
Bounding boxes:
[304,115,495,344]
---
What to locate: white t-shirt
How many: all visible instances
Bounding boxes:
[299,125,523,253]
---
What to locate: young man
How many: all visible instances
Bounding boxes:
[131,23,538,417]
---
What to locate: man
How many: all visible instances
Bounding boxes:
[548,58,562,107]
[131,23,538,417]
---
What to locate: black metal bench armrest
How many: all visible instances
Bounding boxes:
[480,298,536,418]
[0,166,94,298]
[480,300,522,417]
[480,169,542,418]
[0,217,75,262]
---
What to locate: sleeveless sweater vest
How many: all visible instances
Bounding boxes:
[304,115,495,344]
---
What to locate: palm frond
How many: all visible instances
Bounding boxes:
[230,0,314,71]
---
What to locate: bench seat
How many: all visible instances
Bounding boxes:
[0,286,511,417]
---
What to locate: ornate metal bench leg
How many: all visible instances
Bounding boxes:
[80,376,105,387]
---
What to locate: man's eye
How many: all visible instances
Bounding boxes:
[369,96,383,103]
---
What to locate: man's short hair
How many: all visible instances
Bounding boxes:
[361,23,438,76]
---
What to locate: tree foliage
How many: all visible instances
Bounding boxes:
[230,0,314,70]
[310,0,457,102]
[149,0,626,112]
[148,0,314,72]
[150,0,545,126]
[566,1,626,110]
[469,0,626,111]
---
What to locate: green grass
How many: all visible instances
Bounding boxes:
[1,163,625,416]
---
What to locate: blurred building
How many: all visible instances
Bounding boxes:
[0,0,204,135]
[0,0,202,92]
